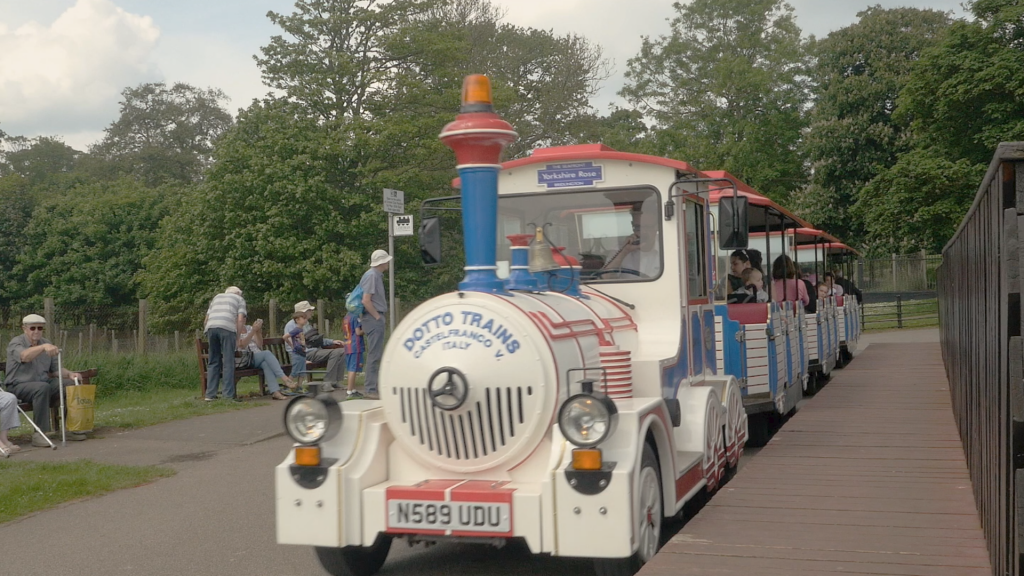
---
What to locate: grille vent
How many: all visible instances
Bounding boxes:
[394,386,534,460]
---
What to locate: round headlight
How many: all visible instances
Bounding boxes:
[558,394,618,447]
[284,395,342,445]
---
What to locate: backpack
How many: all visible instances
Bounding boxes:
[346,285,365,316]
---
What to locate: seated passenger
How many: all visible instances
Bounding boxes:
[801,273,817,314]
[771,255,809,306]
[604,208,660,278]
[832,268,862,303]
[824,272,844,297]
[817,282,829,301]
[728,267,768,304]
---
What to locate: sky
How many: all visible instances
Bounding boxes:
[0,0,968,151]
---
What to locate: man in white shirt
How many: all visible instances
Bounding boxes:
[605,208,661,278]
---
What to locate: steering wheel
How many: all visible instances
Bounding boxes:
[586,267,646,279]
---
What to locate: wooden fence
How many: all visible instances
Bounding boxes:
[938,141,1024,576]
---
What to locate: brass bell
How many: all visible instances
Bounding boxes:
[528,227,560,273]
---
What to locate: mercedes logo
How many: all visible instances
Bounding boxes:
[427,367,469,411]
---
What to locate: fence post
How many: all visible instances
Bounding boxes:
[325,318,331,338]
[89,323,95,355]
[896,294,903,329]
[113,337,119,354]
[317,299,326,336]
[891,254,898,292]
[920,249,928,289]
[175,330,181,353]
[78,332,83,355]
[138,299,148,355]
[269,299,277,337]
[44,297,54,335]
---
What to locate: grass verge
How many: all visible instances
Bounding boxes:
[9,378,270,441]
[0,460,174,524]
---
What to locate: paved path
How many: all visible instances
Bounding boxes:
[640,332,992,576]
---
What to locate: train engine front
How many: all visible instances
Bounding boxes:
[275,75,743,576]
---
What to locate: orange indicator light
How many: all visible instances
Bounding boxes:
[295,445,321,467]
[572,448,603,471]
[462,74,493,106]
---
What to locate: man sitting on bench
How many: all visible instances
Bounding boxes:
[4,314,87,447]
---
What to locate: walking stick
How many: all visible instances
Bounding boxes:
[58,350,66,447]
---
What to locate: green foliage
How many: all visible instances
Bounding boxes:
[89,82,234,185]
[142,0,608,329]
[896,2,1024,165]
[621,0,809,202]
[796,7,951,240]
[0,175,36,309]
[0,136,80,184]
[0,460,174,524]
[10,178,171,310]
[854,149,986,254]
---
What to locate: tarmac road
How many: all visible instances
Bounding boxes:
[0,329,909,576]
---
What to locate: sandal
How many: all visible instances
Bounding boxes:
[271,391,288,400]
[2,442,20,453]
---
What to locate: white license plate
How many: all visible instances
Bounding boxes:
[387,499,511,533]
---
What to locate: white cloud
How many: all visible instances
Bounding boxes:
[0,0,162,147]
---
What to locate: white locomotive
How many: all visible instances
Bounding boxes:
[275,75,748,576]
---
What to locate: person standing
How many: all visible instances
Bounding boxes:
[360,249,392,400]
[203,286,247,402]
[342,311,365,400]
[4,314,86,446]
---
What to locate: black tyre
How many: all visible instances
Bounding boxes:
[594,444,661,576]
[746,414,771,448]
[315,535,392,576]
[804,373,819,396]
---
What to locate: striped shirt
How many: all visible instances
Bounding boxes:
[204,293,246,333]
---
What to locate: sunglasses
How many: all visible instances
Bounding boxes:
[26,326,44,332]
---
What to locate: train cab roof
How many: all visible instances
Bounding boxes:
[703,170,810,231]
[451,143,702,189]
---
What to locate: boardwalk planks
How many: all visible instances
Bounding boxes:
[640,341,992,576]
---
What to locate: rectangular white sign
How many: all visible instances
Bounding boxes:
[383,188,405,214]
[393,214,414,237]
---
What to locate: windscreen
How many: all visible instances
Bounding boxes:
[497,187,662,282]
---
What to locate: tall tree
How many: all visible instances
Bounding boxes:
[143,0,611,328]
[621,0,808,201]
[0,136,80,184]
[854,150,985,254]
[793,7,951,242]
[896,0,1024,166]
[89,82,234,185]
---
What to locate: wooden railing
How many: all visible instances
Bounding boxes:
[938,142,1024,576]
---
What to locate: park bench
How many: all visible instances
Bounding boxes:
[0,361,99,431]
[195,337,328,398]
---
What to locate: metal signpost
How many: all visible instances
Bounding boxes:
[383,189,405,329]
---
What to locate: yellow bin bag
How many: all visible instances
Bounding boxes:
[66,385,96,432]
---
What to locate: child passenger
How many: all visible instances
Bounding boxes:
[342,311,365,400]
[728,268,769,303]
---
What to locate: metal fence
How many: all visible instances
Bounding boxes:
[856,253,943,293]
[938,142,1024,576]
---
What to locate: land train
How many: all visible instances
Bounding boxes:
[274,74,856,576]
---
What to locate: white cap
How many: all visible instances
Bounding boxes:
[22,314,46,325]
[294,300,315,313]
[225,286,242,295]
[370,249,393,267]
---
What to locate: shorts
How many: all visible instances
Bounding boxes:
[289,352,307,377]
[346,349,364,373]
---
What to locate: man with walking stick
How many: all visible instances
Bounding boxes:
[4,314,86,447]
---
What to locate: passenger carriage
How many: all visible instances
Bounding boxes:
[705,174,807,445]
[274,76,749,576]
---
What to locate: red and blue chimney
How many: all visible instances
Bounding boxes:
[439,75,518,294]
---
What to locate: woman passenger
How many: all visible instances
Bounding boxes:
[771,255,809,307]
[728,250,752,292]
